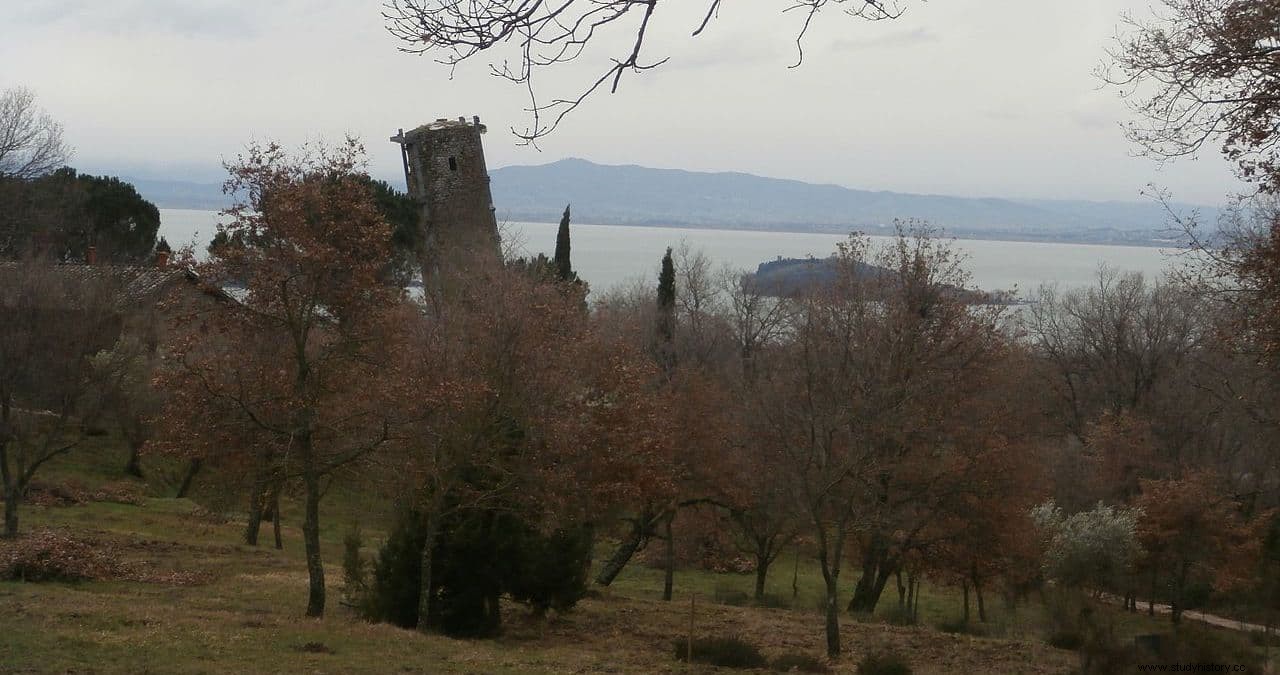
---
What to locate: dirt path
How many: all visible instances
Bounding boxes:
[1101,593,1271,634]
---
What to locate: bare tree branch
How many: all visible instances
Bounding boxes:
[0,87,71,180]
[383,0,909,143]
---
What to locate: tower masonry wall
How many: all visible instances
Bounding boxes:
[395,117,500,280]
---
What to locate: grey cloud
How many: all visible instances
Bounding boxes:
[983,109,1029,122]
[828,27,940,52]
[12,0,257,39]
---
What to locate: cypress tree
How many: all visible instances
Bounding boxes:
[657,247,675,311]
[553,204,573,281]
[656,247,676,369]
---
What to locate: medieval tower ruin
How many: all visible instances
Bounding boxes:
[391,117,500,288]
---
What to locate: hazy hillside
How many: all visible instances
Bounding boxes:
[490,159,1211,244]
[127,177,233,211]
[131,158,1214,245]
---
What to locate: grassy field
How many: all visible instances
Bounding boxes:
[0,436,1271,674]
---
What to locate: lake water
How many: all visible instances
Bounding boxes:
[161,209,1179,299]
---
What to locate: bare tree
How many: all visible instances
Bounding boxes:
[383,0,908,142]
[763,225,1012,657]
[720,265,791,382]
[1024,268,1205,437]
[0,260,122,537]
[0,87,70,181]
[1104,0,1280,192]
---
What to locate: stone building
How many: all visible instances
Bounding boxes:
[391,117,500,289]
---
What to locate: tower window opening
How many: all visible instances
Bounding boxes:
[448,156,458,171]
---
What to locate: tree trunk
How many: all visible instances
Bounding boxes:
[416,513,440,632]
[974,577,987,623]
[970,562,987,623]
[754,552,769,603]
[271,486,283,550]
[913,578,921,622]
[662,513,675,601]
[823,578,841,658]
[792,545,800,600]
[848,549,896,614]
[3,482,17,539]
[595,516,650,586]
[302,463,325,618]
[1,442,18,539]
[896,568,906,609]
[962,579,970,624]
[175,458,202,499]
[1149,566,1157,616]
[123,440,144,478]
[244,480,267,546]
[1171,562,1187,624]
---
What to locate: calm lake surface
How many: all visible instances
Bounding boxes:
[161,209,1179,299]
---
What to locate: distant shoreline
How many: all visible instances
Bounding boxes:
[159,206,1187,250]
[493,214,1186,250]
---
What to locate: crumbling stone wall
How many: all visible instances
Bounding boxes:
[396,117,500,285]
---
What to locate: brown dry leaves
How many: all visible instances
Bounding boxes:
[25,479,145,507]
[0,528,212,586]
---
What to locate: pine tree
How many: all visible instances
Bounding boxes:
[553,204,573,282]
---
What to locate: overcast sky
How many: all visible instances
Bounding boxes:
[1,0,1242,205]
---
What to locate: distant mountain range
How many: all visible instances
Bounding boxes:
[131,158,1215,246]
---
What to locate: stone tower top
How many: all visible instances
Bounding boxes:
[391,115,500,293]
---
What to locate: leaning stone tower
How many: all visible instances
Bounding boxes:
[391,116,500,289]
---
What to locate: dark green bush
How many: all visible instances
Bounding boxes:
[672,636,767,669]
[934,619,985,636]
[507,524,593,615]
[426,508,519,638]
[714,586,752,607]
[771,651,830,673]
[856,648,912,675]
[880,605,917,626]
[365,501,591,637]
[1045,628,1084,651]
[366,508,427,629]
[1075,628,1263,675]
[757,593,791,609]
[1249,629,1280,648]
[341,525,367,598]
[1180,580,1214,610]
[1173,629,1263,672]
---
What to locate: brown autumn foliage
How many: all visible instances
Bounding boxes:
[1081,412,1165,505]
[1134,470,1263,623]
[151,138,406,617]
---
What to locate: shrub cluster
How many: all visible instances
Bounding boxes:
[879,605,917,626]
[357,506,592,637]
[934,618,987,636]
[672,636,767,669]
[856,648,912,675]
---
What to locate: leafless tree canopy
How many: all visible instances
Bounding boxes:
[1104,0,1280,192]
[0,87,70,180]
[383,0,906,142]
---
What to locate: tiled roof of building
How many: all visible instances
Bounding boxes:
[0,261,226,307]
